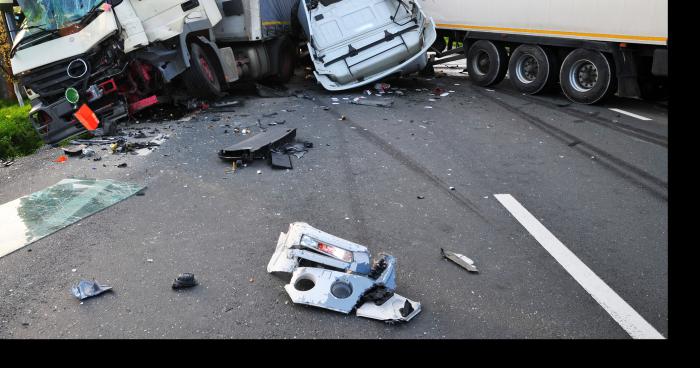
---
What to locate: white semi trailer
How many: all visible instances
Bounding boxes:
[418,0,668,104]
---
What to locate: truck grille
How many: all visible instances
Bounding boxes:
[19,44,118,106]
[20,55,92,105]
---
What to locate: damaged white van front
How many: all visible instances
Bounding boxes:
[298,0,436,91]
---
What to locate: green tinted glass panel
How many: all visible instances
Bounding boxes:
[0,179,143,258]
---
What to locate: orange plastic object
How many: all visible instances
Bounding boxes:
[74,104,100,131]
[54,155,67,163]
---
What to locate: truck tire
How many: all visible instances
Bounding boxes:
[466,40,508,87]
[508,44,558,94]
[183,43,223,100]
[559,48,614,104]
[267,36,297,84]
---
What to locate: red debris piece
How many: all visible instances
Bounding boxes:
[54,155,68,163]
[129,95,159,114]
[74,104,99,131]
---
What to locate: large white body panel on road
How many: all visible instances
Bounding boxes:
[417,0,667,45]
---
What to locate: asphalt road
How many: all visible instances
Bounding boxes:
[0,63,667,338]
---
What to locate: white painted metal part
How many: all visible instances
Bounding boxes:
[284,267,376,314]
[356,294,422,322]
[266,222,371,274]
[11,11,119,75]
[302,0,437,91]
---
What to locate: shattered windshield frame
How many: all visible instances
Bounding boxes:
[17,0,105,32]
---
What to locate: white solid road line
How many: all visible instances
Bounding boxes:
[494,194,665,339]
[609,108,652,121]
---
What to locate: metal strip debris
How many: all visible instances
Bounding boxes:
[441,248,479,273]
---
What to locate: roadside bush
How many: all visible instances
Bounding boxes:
[0,100,43,160]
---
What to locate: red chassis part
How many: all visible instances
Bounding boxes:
[128,95,159,114]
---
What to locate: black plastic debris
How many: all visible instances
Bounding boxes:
[441,248,479,273]
[270,151,293,169]
[218,127,297,161]
[399,300,414,317]
[172,273,198,289]
[117,163,128,168]
[279,141,311,159]
[218,127,314,170]
[72,279,113,300]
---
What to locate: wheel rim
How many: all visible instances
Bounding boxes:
[569,59,598,92]
[199,56,215,83]
[471,50,490,76]
[515,54,539,84]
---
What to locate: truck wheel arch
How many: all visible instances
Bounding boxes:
[191,36,228,90]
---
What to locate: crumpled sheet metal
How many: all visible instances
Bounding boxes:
[71,280,112,300]
[285,267,376,314]
[267,222,371,275]
[356,294,422,323]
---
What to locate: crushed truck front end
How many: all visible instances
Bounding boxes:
[11,4,128,144]
[10,0,228,145]
[299,0,436,91]
[14,37,132,145]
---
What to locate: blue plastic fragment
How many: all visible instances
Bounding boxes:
[71,279,113,300]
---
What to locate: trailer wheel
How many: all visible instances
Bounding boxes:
[466,40,508,87]
[559,49,614,104]
[508,44,558,94]
[183,43,223,100]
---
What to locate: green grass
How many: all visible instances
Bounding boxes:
[0,100,43,160]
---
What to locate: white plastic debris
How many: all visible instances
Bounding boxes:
[356,294,422,322]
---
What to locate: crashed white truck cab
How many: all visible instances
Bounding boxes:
[5,0,299,144]
[297,0,436,91]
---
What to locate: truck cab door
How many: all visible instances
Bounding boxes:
[113,0,149,52]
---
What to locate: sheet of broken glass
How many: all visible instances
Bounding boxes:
[18,0,104,32]
[0,178,143,259]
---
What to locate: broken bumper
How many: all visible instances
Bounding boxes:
[29,97,128,145]
[28,98,86,145]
